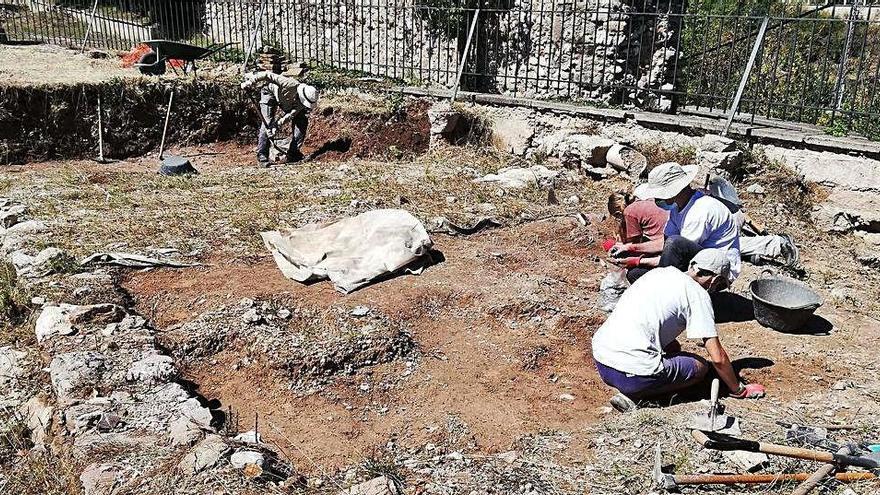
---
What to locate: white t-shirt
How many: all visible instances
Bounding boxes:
[664,191,742,281]
[592,267,718,376]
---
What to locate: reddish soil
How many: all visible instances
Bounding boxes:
[125,219,610,471]
[122,217,848,473]
[301,101,430,162]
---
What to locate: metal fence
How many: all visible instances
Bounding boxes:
[3,0,880,137]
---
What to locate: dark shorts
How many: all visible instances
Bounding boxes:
[595,353,705,398]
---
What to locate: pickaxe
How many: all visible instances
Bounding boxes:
[653,442,875,491]
[691,430,880,469]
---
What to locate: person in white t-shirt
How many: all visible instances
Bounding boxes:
[592,249,765,412]
[608,162,741,285]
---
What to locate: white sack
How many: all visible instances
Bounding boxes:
[261,209,433,293]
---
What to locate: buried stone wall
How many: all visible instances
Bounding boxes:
[206,0,682,107]
[0,78,255,165]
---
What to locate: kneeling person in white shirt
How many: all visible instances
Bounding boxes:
[591,249,765,412]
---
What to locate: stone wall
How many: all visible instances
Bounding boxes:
[206,0,681,109]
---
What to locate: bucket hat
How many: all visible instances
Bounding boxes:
[634,162,699,201]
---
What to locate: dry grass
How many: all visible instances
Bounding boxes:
[5,147,592,261]
[0,262,30,337]
[635,141,697,166]
[0,413,83,495]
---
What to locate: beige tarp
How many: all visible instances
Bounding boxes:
[261,209,433,293]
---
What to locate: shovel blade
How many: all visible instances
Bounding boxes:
[687,414,741,435]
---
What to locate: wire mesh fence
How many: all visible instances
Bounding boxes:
[2,0,879,137]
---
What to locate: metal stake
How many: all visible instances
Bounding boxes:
[97,95,104,162]
[833,0,860,113]
[722,16,769,137]
[450,7,482,102]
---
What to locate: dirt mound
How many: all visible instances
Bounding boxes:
[303,101,430,162]
[161,298,415,392]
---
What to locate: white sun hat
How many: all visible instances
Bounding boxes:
[634,162,699,201]
[297,84,319,109]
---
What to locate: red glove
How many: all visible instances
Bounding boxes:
[602,239,617,252]
[623,256,642,269]
[730,383,766,399]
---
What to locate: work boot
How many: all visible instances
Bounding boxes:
[779,234,800,269]
[257,154,270,168]
[610,393,638,413]
[287,149,305,163]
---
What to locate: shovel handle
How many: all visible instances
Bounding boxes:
[673,472,875,486]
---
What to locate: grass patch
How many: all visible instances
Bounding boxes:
[635,141,696,166]
[0,262,30,332]
[0,411,83,495]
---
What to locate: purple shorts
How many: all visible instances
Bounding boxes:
[595,354,705,398]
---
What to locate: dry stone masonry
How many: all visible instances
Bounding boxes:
[207,0,682,108]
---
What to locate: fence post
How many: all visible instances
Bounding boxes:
[833,0,860,116]
[450,6,482,102]
[722,16,769,137]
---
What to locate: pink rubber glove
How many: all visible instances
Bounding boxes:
[602,239,617,252]
[730,383,766,399]
[623,256,642,269]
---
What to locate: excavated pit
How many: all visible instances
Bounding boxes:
[1,79,431,165]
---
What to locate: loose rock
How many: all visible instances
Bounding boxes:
[177,434,229,475]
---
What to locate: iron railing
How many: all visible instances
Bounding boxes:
[3,0,879,137]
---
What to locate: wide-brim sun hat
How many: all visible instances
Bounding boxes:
[634,161,699,200]
[297,84,319,109]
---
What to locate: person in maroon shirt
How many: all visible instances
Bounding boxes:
[606,192,670,271]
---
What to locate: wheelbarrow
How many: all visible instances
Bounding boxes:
[135,40,234,76]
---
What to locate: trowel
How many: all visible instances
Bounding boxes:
[686,379,741,434]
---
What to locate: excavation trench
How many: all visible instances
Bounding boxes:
[0,79,431,165]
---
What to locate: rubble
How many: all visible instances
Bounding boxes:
[475,165,558,189]
[340,475,401,495]
[178,434,230,474]
[80,463,120,495]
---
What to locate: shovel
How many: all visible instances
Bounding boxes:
[157,90,197,176]
[686,379,741,434]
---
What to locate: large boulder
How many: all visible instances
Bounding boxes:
[764,147,880,192]
[125,353,177,384]
[815,189,880,233]
[35,304,126,342]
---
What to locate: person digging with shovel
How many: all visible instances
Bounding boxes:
[240,71,319,167]
[591,249,766,413]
